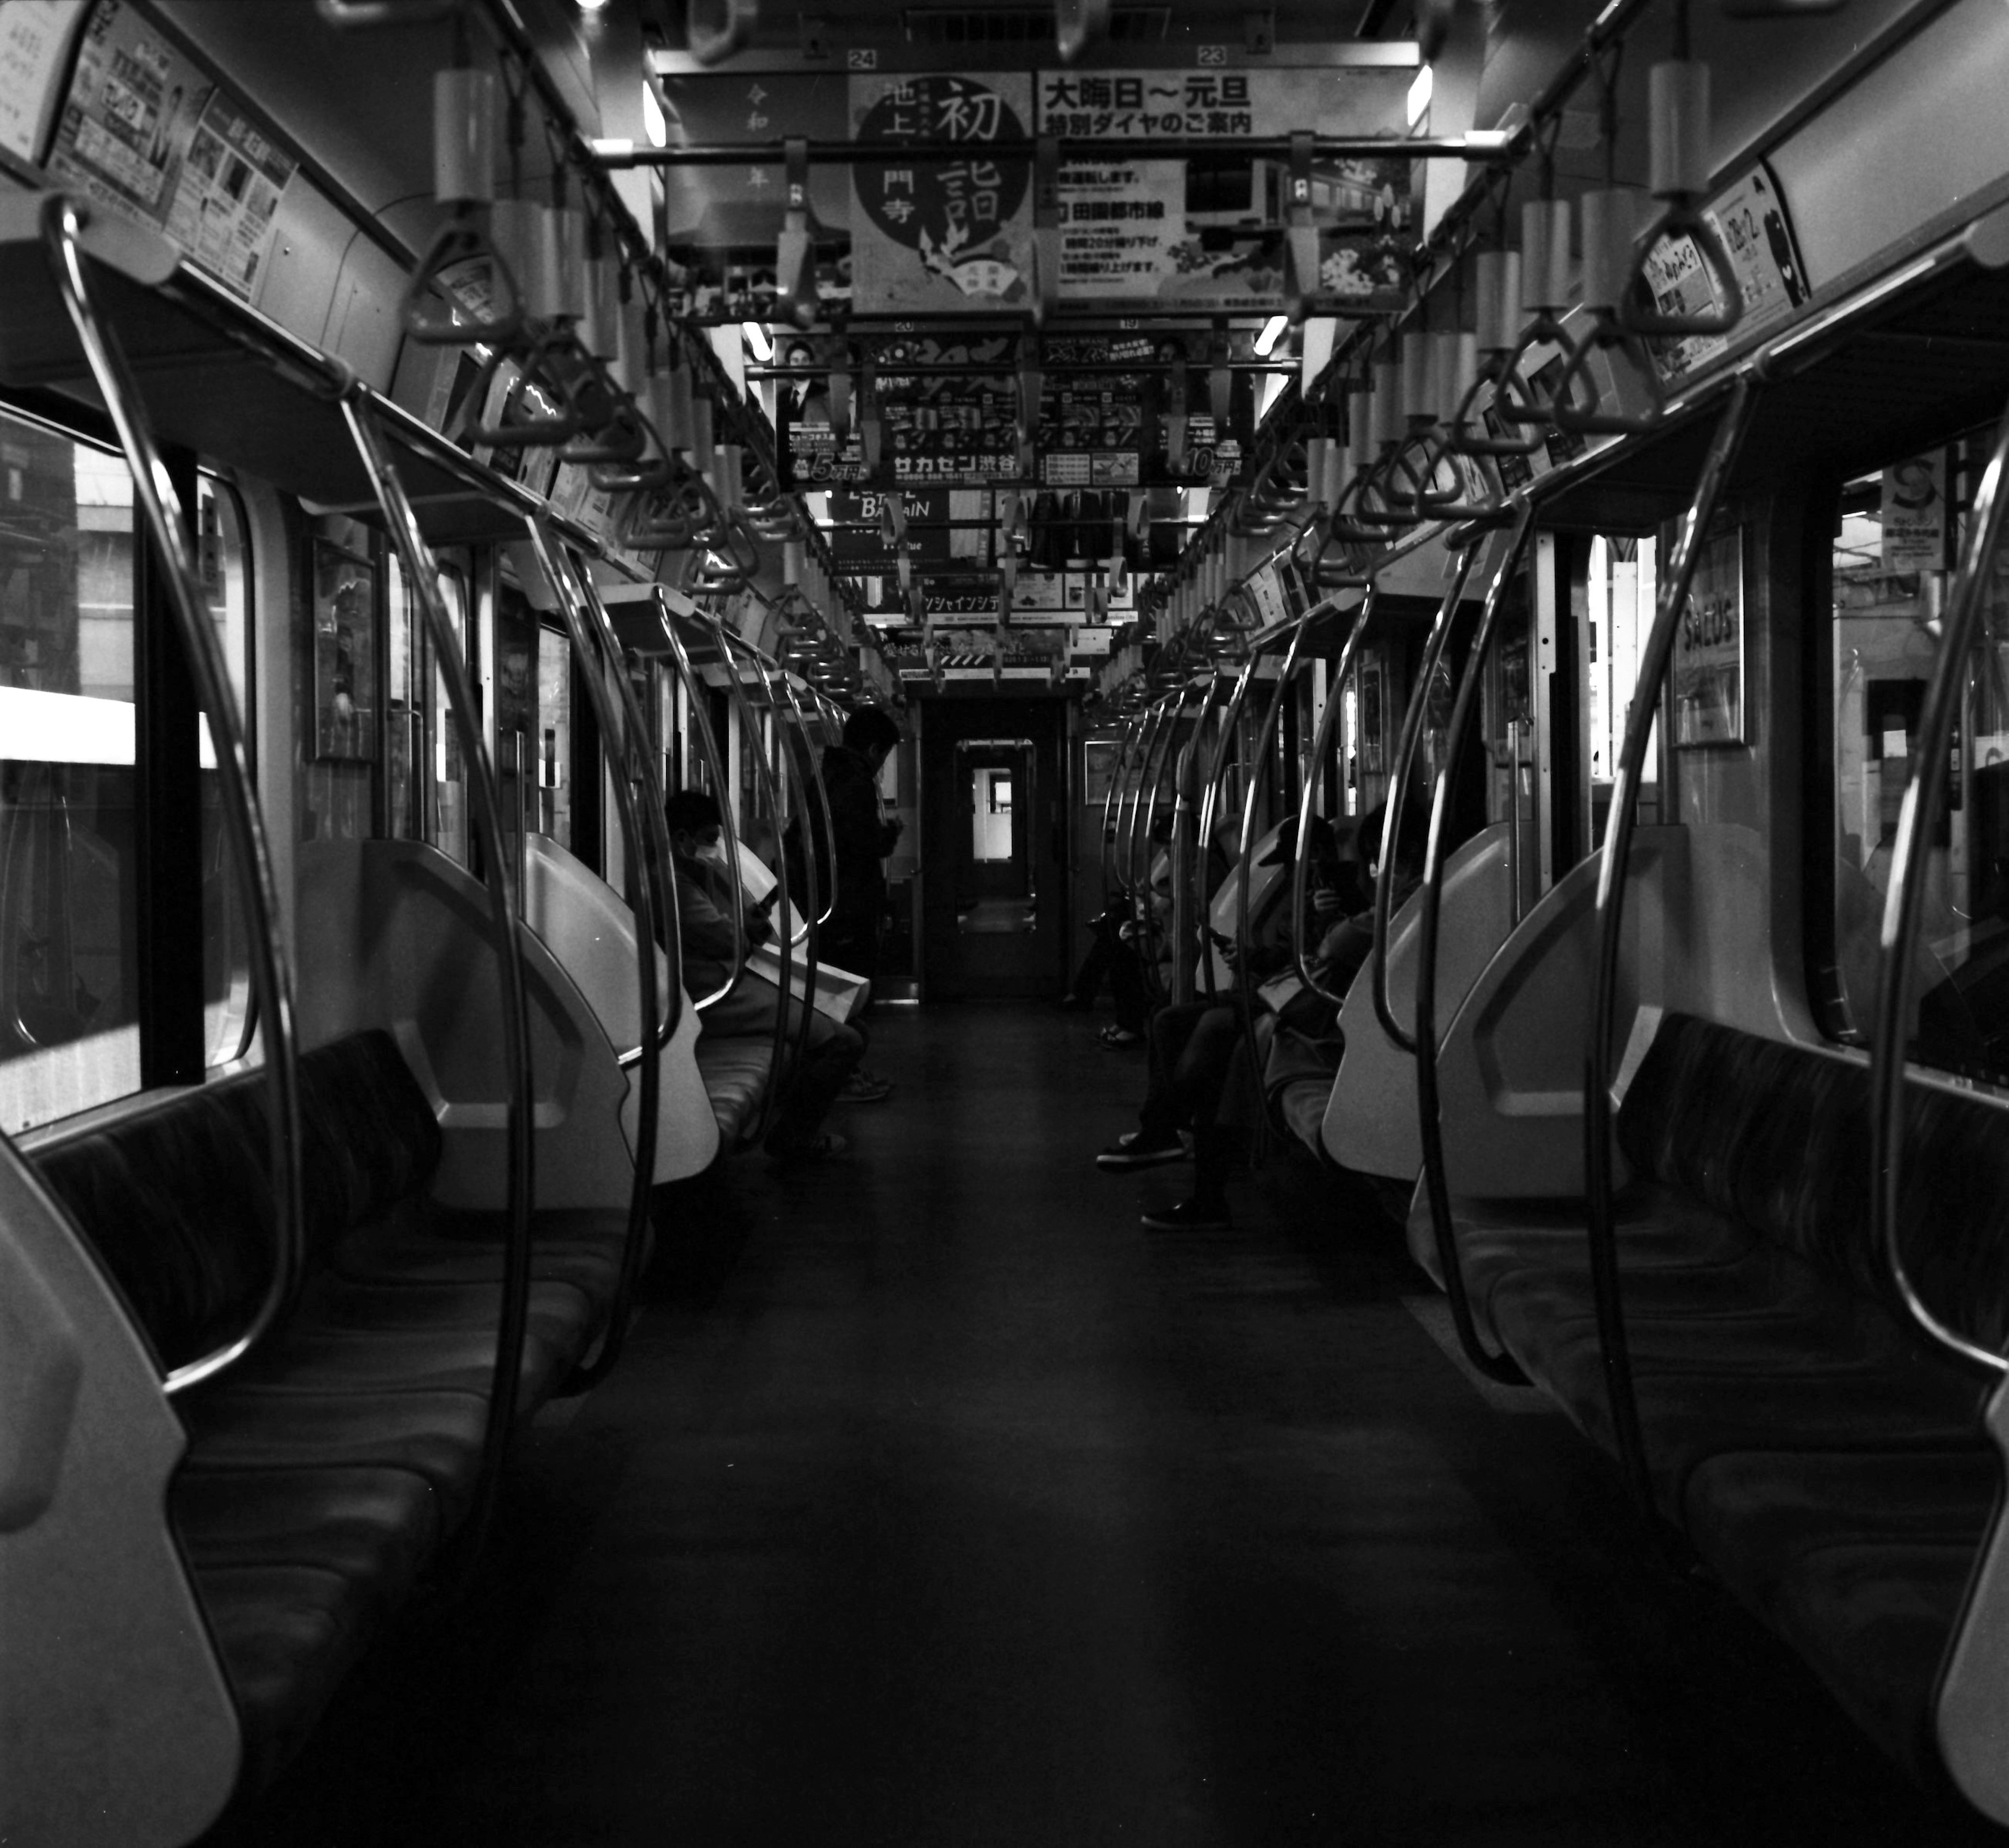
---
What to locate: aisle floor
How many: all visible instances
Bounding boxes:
[215,1005,2005,1847]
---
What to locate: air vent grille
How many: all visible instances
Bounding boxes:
[900,6,1170,45]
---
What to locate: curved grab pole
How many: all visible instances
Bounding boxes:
[1166,673,1232,1000]
[1289,584,1380,1007]
[655,602,749,1013]
[525,531,670,1392]
[562,564,684,1060]
[342,390,534,1559]
[45,197,304,1397]
[1127,691,1184,895]
[1111,696,1165,893]
[1370,541,1484,1052]
[1137,684,1207,992]
[720,633,823,1096]
[772,663,840,929]
[1869,396,2009,1380]
[1586,372,1759,1515]
[1097,710,1142,880]
[1232,614,1316,1089]
[1414,502,1538,1384]
[1197,648,1270,1001]
[699,621,797,1142]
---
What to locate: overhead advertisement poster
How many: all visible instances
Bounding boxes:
[1644,161,1809,386]
[850,72,1036,315]
[48,0,299,299]
[1035,68,1412,314]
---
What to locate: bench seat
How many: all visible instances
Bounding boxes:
[1439,1013,2008,1780]
[695,1036,775,1145]
[28,1027,633,1795]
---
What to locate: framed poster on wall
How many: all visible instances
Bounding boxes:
[1673,527,1745,747]
[312,539,376,759]
[1083,738,1118,809]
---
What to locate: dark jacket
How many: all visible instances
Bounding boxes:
[818,744,899,942]
[671,851,766,997]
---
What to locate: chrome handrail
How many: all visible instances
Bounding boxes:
[1584,371,1759,1514]
[342,388,535,1558]
[1869,396,2009,1380]
[1197,651,1270,1001]
[772,667,840,929]
[44,196,305,1397]
[1370,541,1484,1053]
[1413,501,1537,1384]
[1289,584,1379,1008]
[524,526,660,1391]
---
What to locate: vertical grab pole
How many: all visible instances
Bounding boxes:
[44,196,303,1395]
[1197,652,1265,1001]
[1869,396,2009,1376]
[525,525,661,1391]
[1233,616,1314,1085]
[1370,540,1483,1052]
[1585,372,1757,1515]
[1290,585,1379,1002]
[774,665,839,928]
[656,597,748,1013]
[342,392,534,1558]
[1415,503,1536,1383]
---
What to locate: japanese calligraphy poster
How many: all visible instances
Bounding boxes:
[1036,68,1412,313]
[850,72,1035,314]
[49,0,298,298]
[1645,161,1809,384]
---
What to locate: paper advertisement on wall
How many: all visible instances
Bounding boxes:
[1672,528,1745,747]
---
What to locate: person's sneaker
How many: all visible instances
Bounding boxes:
[1141,1197,1231,1231]
[834,1069,894,1103]
[1057,992,1090,1012]
[767,1130,850,1163]
[1097,1024,1142,1049]
[1096,1130,1188,1172]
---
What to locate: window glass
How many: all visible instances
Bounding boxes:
[1585,533,1660,840]
[0,419,251,1128]
[1829,428,2009,1075]
[534,623,571,850]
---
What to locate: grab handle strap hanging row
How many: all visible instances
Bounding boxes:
[1412,500,1537,1385]
[1445,182,1542,458]
[1495,121,1575,428]
[1583,372,1758,1520]
[43,195,303,1398]
[404,58,527,346]
[1055,0,1111,64]
[1283,133,1320,327]
[1618,4,1744,340]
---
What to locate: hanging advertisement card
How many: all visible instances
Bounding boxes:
[1879,452,1947,573]
[1644,162,1809,384]
[849,72,1034,315]
[1673,528,1745,747]
[0,0,87,162]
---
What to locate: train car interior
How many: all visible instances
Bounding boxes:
[9,0,2009,1841]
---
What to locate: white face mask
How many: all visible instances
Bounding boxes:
[699,839,729,866]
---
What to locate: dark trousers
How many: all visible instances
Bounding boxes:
[1138,999,1248,1143]
[1068,911,1148,1033]
[701,976,864,1154]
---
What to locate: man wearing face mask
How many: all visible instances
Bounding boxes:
[665,788,866,1162]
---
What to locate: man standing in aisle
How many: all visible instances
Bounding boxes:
[816,706,903,1103]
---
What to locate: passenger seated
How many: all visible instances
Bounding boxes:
[665,788,865,1162]
[1098,801,1420,1230]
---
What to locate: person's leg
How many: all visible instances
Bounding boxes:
[1165,1002,1246,1136]
[1108,935,1148,1035]
[765,1001,865,1155]
[1138,1000,1212,1139]
[1065,925,1113,1006]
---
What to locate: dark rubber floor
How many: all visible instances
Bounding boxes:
[206,1005,2006,1846]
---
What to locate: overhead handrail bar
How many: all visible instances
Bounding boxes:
[1869,396,2009,1380]
[525,524,660,1391]
[342,386,535,1559]
[1370,540,1485,1052]
[653,597,748,1013]
[1584,370,1758,1515]
[1413,500,1539,1384]
[1290,582,1380,1008]
[44,196,304,1397]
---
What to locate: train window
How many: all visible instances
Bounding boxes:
[1827,428,2009,1075]
[1585,534,1660,840]
[0,417,252,1130]
[386,552,471,866]
[533,623,571,851]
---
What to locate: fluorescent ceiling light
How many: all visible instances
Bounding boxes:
[1254,314,1288,357]
[741,321,774,361]
[1407,65,1434,127]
